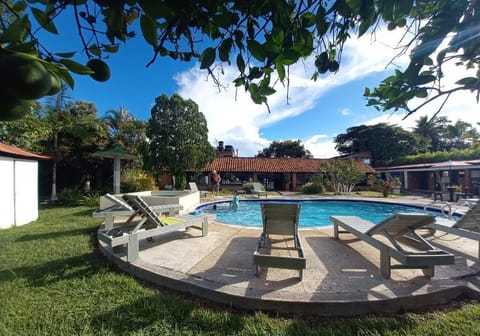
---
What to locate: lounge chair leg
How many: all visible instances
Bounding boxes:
[127,232,139,262]
[422,267,434,278]
[333,223,339,239]
[256,265,260,277]
[478,241,480,259]
[380,249,391,279]
[299,269,303,280]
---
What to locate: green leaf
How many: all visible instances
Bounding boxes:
[54,52,76,58]
[140,15,158,47]
[138,0,170,19]
[59,59,94,75]
[300,13,316,27]
[455,77,479,86]
[31,8,58,34]
[103,44,120,53]
[247,40,266,62]
[236,54,245,73]
[0,15,30,43]
[88,44,101,57]
[219,38,232,63]
[200,47,215,69]
[276,62,285,82]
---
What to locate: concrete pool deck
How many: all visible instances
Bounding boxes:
[98,195,480,316]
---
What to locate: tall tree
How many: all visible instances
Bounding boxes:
[145,94,216,190]
[43,100,109,193]
[334,123,421,167]
[0,1,477,118]
[412,115,448,153]
[256,140,312,158]
[102,106,147,168]
[319,159,365,194]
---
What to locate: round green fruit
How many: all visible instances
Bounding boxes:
[0,53,52,99]
[46,73,62,96]
[315,52,329,74]
[0,96,31,121]
[328,60,339,72]
[86,59,111,82]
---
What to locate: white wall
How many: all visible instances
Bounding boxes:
[0,157,15,228]
[0,156,39,229]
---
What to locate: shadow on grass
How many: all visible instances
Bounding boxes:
[15,227,95,242]
[0,252,102,286]
[90,294,246,335]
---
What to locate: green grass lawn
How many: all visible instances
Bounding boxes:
[1,205,480,335]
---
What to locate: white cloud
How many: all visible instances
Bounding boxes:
[303,134,339,158]
[174,26,479,158]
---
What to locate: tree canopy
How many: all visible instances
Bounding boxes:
[0,0,478,118]
[145,94,216,190]
[256,140,312,158]
[334,123,422,167]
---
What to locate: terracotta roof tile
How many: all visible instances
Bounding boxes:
[203,157,375,173]
[0,142,51,160]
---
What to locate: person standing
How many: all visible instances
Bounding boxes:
[212,170,221,198]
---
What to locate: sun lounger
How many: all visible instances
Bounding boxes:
[330,213,455,279]
[252,182,267,198]
[97,195,209,262]
[92,193,183,229]
[253,202,306,279]
[188,182,209,198]
[428,199,480,257]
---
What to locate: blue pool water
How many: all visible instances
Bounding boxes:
[198,199,453,228]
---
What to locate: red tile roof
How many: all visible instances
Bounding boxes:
[202,157,375,173]
[0,142,51,160]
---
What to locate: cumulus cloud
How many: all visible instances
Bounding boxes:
[174,26,478,158]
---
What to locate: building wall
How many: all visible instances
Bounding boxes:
[0,156,39,229]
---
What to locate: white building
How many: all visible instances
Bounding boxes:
[0,142,50,229]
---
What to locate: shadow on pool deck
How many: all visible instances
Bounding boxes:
[97,196,480,316]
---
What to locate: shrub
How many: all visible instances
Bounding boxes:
[302,182,324,194]
[242,182,254,194]
[56,189,100,206]
[121,170,157,192]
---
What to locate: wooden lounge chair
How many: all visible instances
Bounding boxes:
[188,182,209,198]
[428,199,480,258]
[253,202,306,279]
[252,182,267,198]
[330,213,455,279]
[97,195,209,262]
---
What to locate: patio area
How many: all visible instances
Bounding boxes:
[97,195,480,316]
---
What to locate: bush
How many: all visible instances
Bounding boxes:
[242,182,254,194]
[56,189,100,206]
[302,182,325,194]
[121,170,157,192]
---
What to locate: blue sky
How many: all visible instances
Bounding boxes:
[40,14,479,158]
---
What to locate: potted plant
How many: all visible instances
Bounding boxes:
[391,177,402,195]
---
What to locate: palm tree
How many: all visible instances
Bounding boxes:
[413,115,447,152]
[45,85,72,200]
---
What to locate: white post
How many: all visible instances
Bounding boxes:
[113,158,121,194]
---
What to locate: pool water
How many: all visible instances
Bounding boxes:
[199,199,453,228]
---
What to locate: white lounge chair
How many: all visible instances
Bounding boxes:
[252,182,267,198]
[428,199,480,257]
[97,195,209,261]
[92,193,183,228]
[189,182,209,198]
[253,202,306,279]
[330,213,455,279]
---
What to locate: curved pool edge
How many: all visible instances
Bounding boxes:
[95,213,480,316]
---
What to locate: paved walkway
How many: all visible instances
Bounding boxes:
[98,195,480,316]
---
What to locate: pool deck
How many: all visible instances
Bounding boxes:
[98,195,480,316]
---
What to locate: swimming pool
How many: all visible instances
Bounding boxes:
[198,199,455,228]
